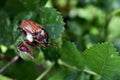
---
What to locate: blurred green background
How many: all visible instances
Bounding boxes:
[0,0,120,80]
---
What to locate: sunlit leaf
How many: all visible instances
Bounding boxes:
[108,16,120,40]
[84,42,120,80]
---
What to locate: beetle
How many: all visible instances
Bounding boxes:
[17,40,34,56]
[19,20,49,47]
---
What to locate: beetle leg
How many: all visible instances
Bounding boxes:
[18,26,27,35]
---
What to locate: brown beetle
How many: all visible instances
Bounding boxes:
[19,20,49,47]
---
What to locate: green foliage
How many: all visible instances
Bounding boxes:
[36,7,64,40]
[0,11,12,46]
[59,41,84,70]
[5,0,48,17]
[20,0,48,10]
[67,21,82,36]
[108,16,120,39]
[49,67,70,80]
[5,0,26,17]
[84,42,120,80]
[49,67,85,80]
[0,0,120,80]
[13,12,36,41]
[3,61,38,80]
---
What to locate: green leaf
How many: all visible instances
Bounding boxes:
[49,67,85,80]
[20,0,48,11]
[59,41,84,70]
[0,61,7,69]
[32,50,44,64]
[42,45,60,61]
[108,15,120,56]
[5,49,16,59]
[84,42,120,80]
[5,0,48,17]
[36,7,64,40]
[0,11,12,46]
[67,21,82,36]
[78,5,105,24]
[65,71,85,80]
[108,16,120,40]
[48,67,70,80]
[5,0,26,17]
[38,0,48,7]
[3,61,38,80]
[0,0,6,9]
[18,50,34,61]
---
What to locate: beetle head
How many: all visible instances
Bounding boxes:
[34,29,49,47]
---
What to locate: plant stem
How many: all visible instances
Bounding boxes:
[58,59,78,70]
[103,8,120,41]
[36,62,55,80]
[103,15,110,41]
[83,69,97,76]
[110,8,120,18]
[0,55,19,74]
[58,59,97,76]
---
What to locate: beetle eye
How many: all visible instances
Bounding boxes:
[43,39,47,43]
[43,38,49,43]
